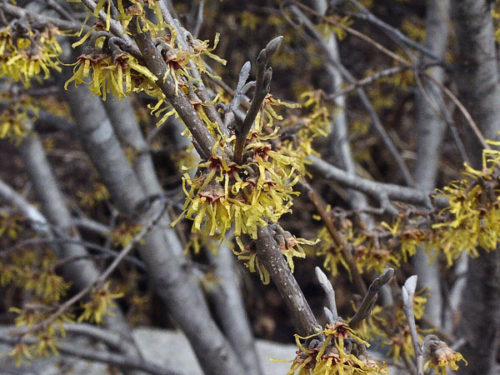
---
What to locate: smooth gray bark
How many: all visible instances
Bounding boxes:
[207,241,264,375]
[103,97,183,258]
[17,132,144,365]
[452,1,500,373]
[18,134,101,290]
[310,156,431,207]
[0,179,49,235]
[413,0,450,327]
[103,97,163,195]
[66,84,245,375]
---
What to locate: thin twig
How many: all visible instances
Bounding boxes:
[425,74,489,150]
[79,0,140,56]
[47,0,75,21]
[344,0,441,61]
[308,156,434,209]
[301,180,367,294]
[291,2,488,151]
[287,4,415,185]
[233,36,283,164]
[349,268,394,329]
[130,17,216,159]
[315,266,338,322]
[325,63,441,100]
[12,200,167,336]
[401,275,424,375]
[222,61,252,131]
[193,0,204,38]
[0,2,85,32]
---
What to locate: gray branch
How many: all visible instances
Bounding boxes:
[65,82,245,375]
[309,156,432,209]
[412,0,450,328]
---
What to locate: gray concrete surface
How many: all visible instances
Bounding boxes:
[0,326,297,375]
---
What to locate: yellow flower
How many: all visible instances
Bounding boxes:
[424,338,467,375]
[8,342,33,367]
[78,282,123,324]
[174,133,301,240]
[34,331,59,357]
[233,237,270,284]
[287,322,387,375]
[0,25,62,86]
[112,222,143,248]
[65,52,157,100]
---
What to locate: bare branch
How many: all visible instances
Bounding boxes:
[130,19,215,159]
[401,275,424,375]
[0,2,85,32]
[206,238,264,375]
[301,180,367,293]
[288,4,415,185]
[349,268,394,329]
[309,156,433,209]
[193,0,204,38]
[325,64,441,100]
[233,36,283,164]
[344,0,441,61]
[315,266,338,322]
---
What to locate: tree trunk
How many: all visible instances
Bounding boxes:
[413,0,450,327]
[452,1,500,373]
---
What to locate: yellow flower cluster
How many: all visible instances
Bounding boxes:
[0,105,29,141]
[317,146,500,276]
[176,96,325,236]
[315,216,400,278]
[1,250,70,304]
[78,282,123,324]
[173,86,331,280]
[0,90,39,142]
[112,222,143,248]
[318,16,354,41]
[175,141,299,240]
[78,182,110,207]
[65,48,158,100]
[381,145,500,267]
[0,25,62,85]
[3,249,74,364]
[0,212,22,239]
[288,321,387,375]
[281,90,331,158]
[431,146,500,264]
[67,0,225,105]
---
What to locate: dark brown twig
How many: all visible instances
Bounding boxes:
[349,268,394,329]
[256,226,320,336]
[301,180,367,294]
